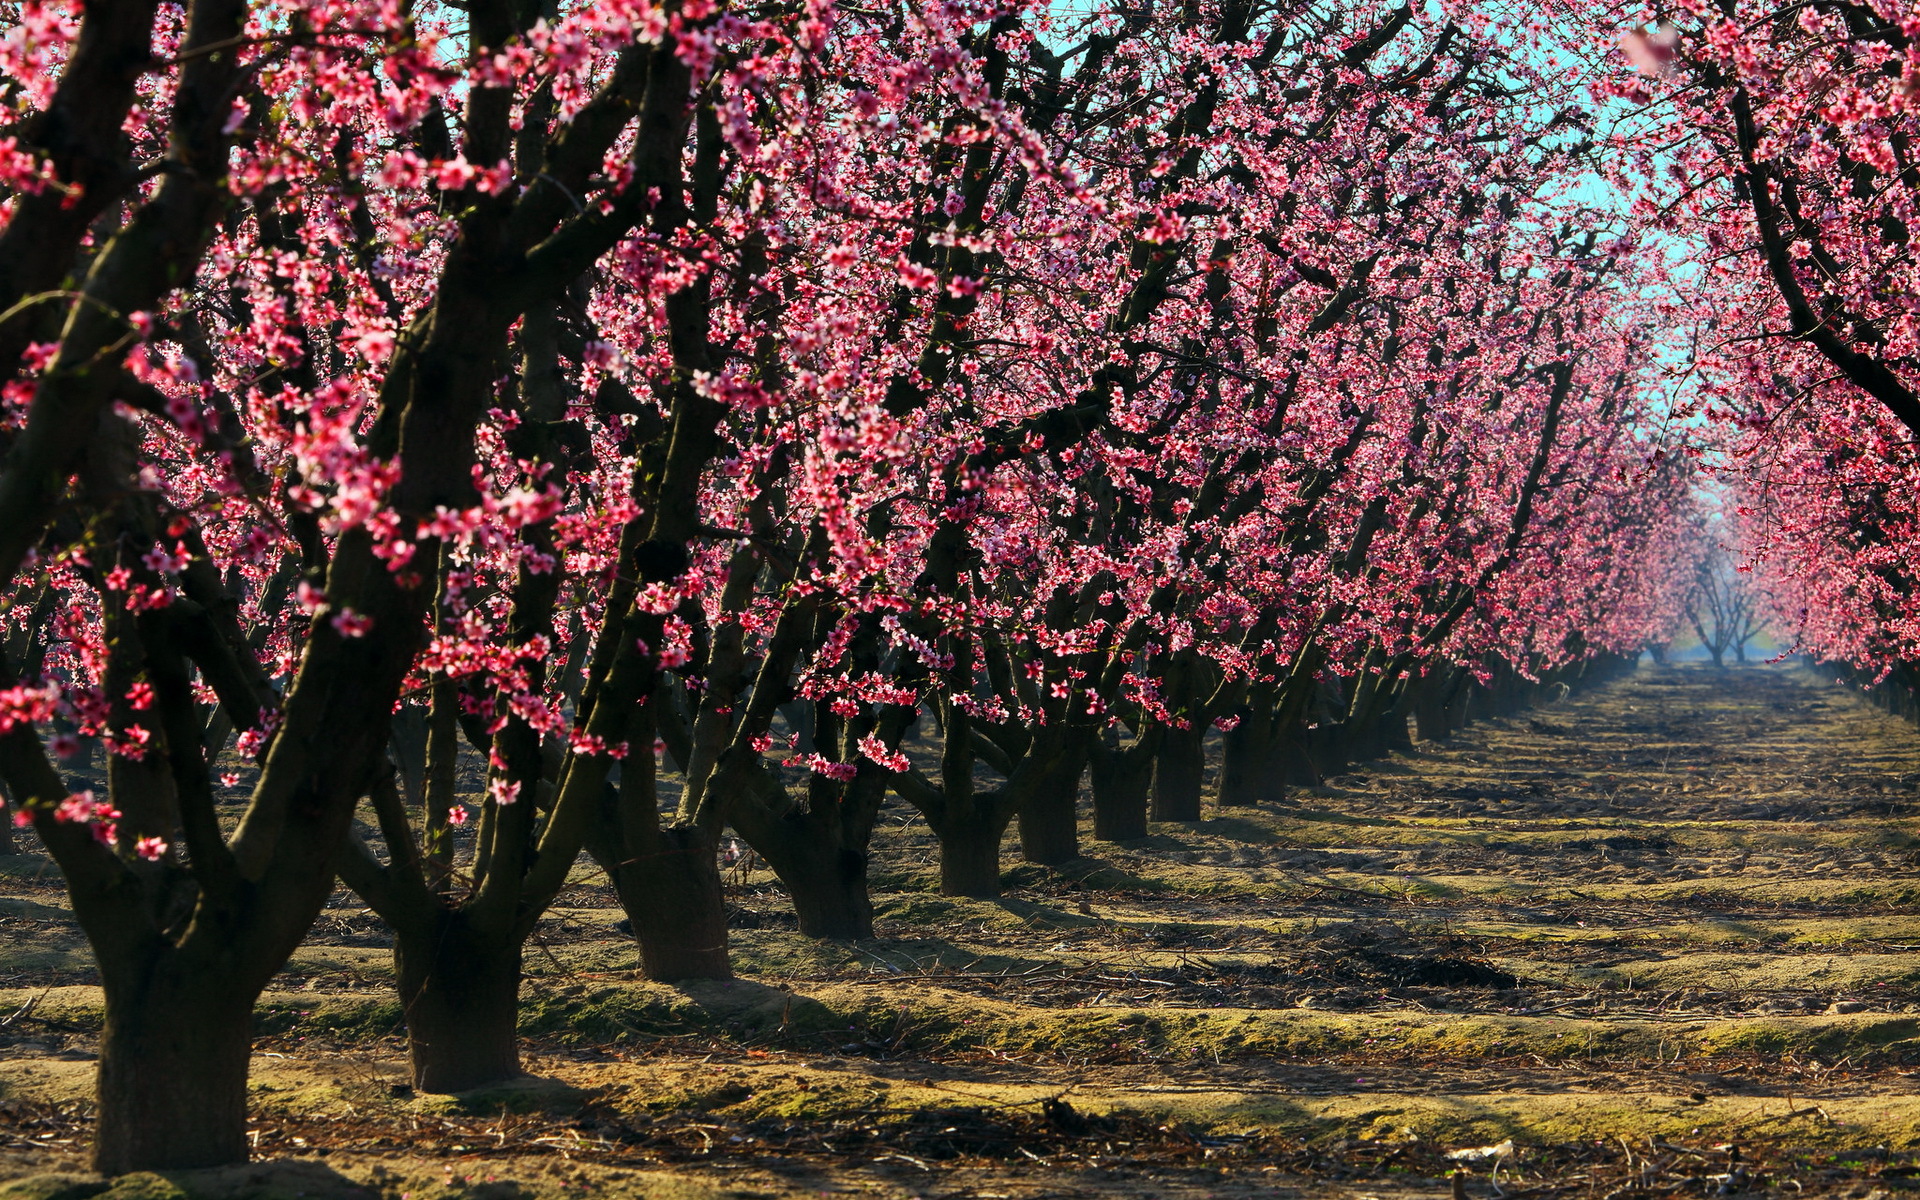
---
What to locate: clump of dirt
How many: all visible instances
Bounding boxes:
[1351,949,1519,989]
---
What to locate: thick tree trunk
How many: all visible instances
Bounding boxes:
[1091,737,1152,840]
[1481,666,1508,718]
[726,765,886,942]
[1329,723,1368,769]
[938,807,1005,897]
[1443,672,1474,733]
[1215,707,1281,807]
[1150,723,1205,821]
[1378,702,1415,754]
[1411,670,1454,742]
[787,848,874,939]
[393,917,524,1093]
[1305,722,1350,782]
[1017,771,1080,865]
[737,811,875,939]
[94,977,253,1174]
[610,823,733,981]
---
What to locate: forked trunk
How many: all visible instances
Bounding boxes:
[1091,738,1152,841]
[1150,723,1205,821]
[1305,721,1350,780]
[94,973,253,1174]
[1381,701,1415,753]
[727,765,887,941]
[611,823,733,981]
[393,916,524,1093]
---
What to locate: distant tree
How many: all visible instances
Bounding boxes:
[1687,547,1766,667]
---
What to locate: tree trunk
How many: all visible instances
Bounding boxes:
[1380,702,1415,753]
[1215,706,1281,807]
[1443,672,1474,733]
[938,806,1005,897]
[1411,670,1454,742]
[786,848,874,939]
[610,823,733,981]
[725,762,886,942]
[732,805,873,937]
[393,916,524,1093]
[93,976,254,1174]
[1305,722,1350,782]
[1017,771,1080,864]
[1150,723,1205,821]
[1091,736,1152,840]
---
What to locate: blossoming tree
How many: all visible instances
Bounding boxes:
[0,0,1706,1175]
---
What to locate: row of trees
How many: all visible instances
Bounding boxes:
[0,0,1720,1177]
[1599,0,1920,684]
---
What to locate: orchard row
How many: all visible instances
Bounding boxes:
[0,0,1910,1179]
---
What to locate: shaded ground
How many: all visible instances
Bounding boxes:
[8,664,1920,1197]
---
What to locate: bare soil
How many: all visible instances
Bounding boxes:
[8,664,1920,1198]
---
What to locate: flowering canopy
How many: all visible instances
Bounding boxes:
[0,0,1837,1174]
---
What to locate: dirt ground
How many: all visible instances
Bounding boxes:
[9,663,1920,1198]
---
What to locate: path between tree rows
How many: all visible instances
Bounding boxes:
[7,664,1920,1198]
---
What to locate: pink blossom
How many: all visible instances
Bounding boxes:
[331,609,373,638]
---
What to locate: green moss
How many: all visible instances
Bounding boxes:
[721,931,865,978]
[413,1076,591,1116]
[517,977,843,1045]
[725,1078,888,1122]
[95,1176,187,1200]
[0,1176,109,1200]
[254,993,404,1041]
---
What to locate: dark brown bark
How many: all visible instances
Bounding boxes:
[0,0,164,381]
[393,916,524,1093]
[722,696,895,941]
[1150,723,1205,821]
[1381,698,1415,752]
[1443,670,1474,733]
[607,823,733,981]
[1017,781,1079,864]
[1215,699,1283,807]
[730,776,881,940]
[1012,730,1096,864]
[1411,668,1457,742]
[939,807,1007,897]
[783,844,875,939]
[94,970,253,1174]
[1090,734,1153,841]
